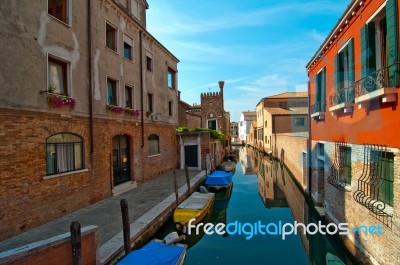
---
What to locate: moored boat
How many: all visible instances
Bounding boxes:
[219,161,236,172]
[326,252,345,265]
[117,237,187,265]
[173,191,215,229]
[205,170,233,190]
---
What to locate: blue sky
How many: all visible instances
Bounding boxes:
[147,0,350,121]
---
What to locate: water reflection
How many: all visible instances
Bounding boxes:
[257,151,355,265]
[157,147,356,264]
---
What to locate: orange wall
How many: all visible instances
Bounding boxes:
[307,0,400,147]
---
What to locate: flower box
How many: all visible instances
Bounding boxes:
[47,94,76,109]
[124,108,140,117]
[106,104,124,114]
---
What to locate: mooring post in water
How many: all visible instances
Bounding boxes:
[184,165,190,194]
[120,199,131,254]
[204,159,208,177]
[173,170,179,205]
[70,221,82,265]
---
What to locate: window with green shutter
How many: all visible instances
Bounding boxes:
[335,39,355,103]
[315,67,326,112]
[386,0,399,85]
[378,151,394,207]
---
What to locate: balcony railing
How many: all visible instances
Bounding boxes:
[354,62,400,98]
[329,86,355,107]
[310,101,326,114]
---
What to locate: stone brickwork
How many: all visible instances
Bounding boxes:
[0,109,179,241]
[275,134,308,189]
[314,140,400,265]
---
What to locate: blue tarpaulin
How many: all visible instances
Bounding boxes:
[117,241,185,265]
[205,170,233,187]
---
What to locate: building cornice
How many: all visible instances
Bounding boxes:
[306,0,364,72]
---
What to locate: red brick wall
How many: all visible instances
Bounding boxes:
[0,108,179,241]
[1,226,98,265]
[0,109,93,241]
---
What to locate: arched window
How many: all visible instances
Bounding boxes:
[46,133,84,175]
[148,134,159,156]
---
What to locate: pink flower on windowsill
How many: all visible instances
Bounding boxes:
[47,94,76,109]
[106,104,124,114]
[124,108,140,117]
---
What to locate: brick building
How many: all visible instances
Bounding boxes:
[0,0,179,241]
[177,81,231,170]
[252,92,309,188]
[306,0,400,263]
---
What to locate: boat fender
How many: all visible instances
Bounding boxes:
[199,186,208,193]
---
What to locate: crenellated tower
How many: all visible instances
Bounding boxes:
[200,81,227,137]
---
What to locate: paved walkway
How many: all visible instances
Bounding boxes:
[0,169,205,263]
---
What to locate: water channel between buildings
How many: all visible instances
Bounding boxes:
[157,146,357,265]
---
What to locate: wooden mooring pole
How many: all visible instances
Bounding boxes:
[184,166,190,195]
[120,199,131,254]
[173,170,179,205]
[70,221,82,265]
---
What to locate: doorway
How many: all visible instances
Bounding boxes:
[112,135,131,186]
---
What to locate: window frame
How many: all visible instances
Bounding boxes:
[207,119,217,130]
[106,21,118,53]
[107,77,119,106]
[147,93,154,113]
[48,55,70,96]
[148,134,160,156]
[46,133,84,176]
[168,100,173,116]
[123,34,134,61]
[294,117,305,126]
[124,84,134,109]
[48,0,71,25]
[167,67,176,89]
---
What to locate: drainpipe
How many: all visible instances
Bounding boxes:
[307,81,312,199]
[139,30,144,147]
[88,0,93,155]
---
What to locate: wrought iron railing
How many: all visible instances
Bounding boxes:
[328,142,350,191]
[329,86,355,107]
[354,62,400,98]
[310,101,326,114]
[353,144,393,227]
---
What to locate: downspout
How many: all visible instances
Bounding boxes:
[307,81,312,199]
[88,0,93,155]
[139,30,144,147]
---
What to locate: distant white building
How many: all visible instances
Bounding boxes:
[238,111,256,143]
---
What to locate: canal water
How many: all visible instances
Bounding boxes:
[157,146,356,265]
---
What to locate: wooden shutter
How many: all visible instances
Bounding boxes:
[321,67,326,111]
[386,0,399,86]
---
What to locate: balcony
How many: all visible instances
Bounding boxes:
[310,101,326,120]
[329,86,354,114]
[354,63,400,108]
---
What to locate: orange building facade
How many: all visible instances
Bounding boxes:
[307,0,400,264]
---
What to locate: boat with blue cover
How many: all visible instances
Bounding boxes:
[205,170,233,190]
[116,237,187,265]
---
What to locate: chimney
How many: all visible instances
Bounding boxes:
[218,81,225,94]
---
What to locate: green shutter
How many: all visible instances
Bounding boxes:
[361,24,377,78]
[379,152,394,206]
[314,74,319,111]
[347,39,355,102]
[334,53,339,92]
[386,0,399,86]
[361,25,367,78]
[321,67,326,111]
[347,39,355,85]
[345,147,352,185]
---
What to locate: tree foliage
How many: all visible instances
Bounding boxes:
[177,127,225,142]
